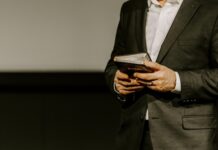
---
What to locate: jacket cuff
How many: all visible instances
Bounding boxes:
[177,71,196,100]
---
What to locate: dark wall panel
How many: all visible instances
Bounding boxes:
[0,72,120,150]
[0,93,44,150]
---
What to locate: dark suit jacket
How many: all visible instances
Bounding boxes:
[105,0,218,150]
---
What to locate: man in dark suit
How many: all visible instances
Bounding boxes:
[105,0,218,149]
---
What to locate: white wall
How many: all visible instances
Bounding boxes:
[0,0,125,72]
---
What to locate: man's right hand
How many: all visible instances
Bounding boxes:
[114,70,144,95]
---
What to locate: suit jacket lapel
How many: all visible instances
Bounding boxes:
[156,0,201,63]
[134,0,148,52]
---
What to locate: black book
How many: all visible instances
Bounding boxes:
[113,52,152,75]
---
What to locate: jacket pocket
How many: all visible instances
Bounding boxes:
[182,115,216,130]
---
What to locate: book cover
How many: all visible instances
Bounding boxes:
[113,53,152,75]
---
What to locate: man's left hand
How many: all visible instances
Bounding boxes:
[133,60,176,92]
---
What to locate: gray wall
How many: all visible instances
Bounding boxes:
[0,0,125,72]
[0,1,124,149]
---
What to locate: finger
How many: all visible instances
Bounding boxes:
[115,78,140,87]
[119,90,135,95]
[116,83,144,91]
[116,70,130,81]
[123,85,144,91]
[137,80,155,86]
[119,88,143,95]
[138,79,162,86]
[118,87,144,95]
[144,60,161,71]
[133,72,158,81]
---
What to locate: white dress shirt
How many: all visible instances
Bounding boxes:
[145,0,183,119]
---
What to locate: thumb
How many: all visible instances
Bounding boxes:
[144,60,161,71]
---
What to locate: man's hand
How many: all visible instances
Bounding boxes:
[133,60,176,92]
[114,70,144,95]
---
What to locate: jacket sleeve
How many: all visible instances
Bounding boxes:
[178,15,218,101]
[104,3,126,95]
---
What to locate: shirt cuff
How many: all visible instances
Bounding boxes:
[171,72,181,93]
[114,82,120,94]
[113,83,127,102]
